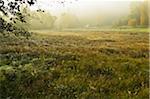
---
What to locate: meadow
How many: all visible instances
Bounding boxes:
[0,30,149,99]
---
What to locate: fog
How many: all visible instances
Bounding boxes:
[35,0,131,17]
[28,0,147,29]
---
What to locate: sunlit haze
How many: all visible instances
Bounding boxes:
[32,0,145,17]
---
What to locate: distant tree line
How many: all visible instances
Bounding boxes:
[114,0,148,28]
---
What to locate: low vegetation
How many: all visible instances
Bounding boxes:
[0,31,149,99]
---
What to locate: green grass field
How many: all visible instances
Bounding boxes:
[0,31,149,99]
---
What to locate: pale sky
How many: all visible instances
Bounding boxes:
[31,0,145,17]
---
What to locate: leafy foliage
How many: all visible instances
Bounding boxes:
[0,0,36,16]
[0,17,31,38]
[0,0,36,38]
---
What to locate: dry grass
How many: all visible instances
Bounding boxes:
[0,31,149,99]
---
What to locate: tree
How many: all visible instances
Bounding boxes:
[129,2,141,25]
[55,13,80,30]
[0,0,36,19]
[139,0,148,26]
[28,11,56,30]
[128,0,148,27]
[0,0,36,37]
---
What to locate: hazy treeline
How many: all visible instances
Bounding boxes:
[12,7,79,30]
[115,0,149,28]
[1,0,148,31]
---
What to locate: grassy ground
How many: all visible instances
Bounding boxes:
[31,28,150,33]
[62,28,150,33]
[0,31,149,99]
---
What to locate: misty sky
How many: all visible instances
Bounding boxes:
[30,0,145,25]
[33,0,144,15]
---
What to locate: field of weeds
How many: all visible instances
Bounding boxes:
[0,31,149,99]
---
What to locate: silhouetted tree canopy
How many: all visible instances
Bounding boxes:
[0,0,36,22]
[0,0,37,38]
